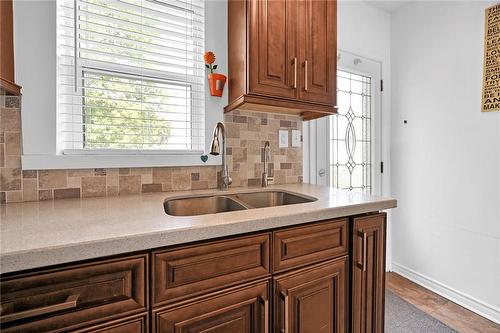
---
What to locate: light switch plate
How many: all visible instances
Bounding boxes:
[292,130,301,147]
[279,130,289,148]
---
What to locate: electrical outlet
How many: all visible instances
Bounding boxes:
[279,130,289,148]
[292,130,301,147]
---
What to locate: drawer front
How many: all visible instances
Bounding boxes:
[273,218,348,272]
[0,254,148,333]
[75,313,148,333]
[153,233,270,307]
[153,280,269,333]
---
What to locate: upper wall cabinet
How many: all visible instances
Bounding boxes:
[0,0,21,95]
[226,0,337,120]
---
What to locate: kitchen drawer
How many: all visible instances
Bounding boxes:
[153,233,270,307]
[273,218,348,272]
[0,254,148,333]
[74,313,148,333]
[153,279,269,333]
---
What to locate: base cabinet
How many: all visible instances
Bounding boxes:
[274,257,347,333]
[1,214,388,333]
[352,213,387,333]
[153,281,269,333]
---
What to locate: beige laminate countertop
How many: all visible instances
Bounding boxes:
[0,184,396,274]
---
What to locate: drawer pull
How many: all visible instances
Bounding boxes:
[282,292,289,333]
[1,294,79,323]
[263,297,269,333]
[304,60,308,91]
[356,231,368,271]
[293,57,297,89]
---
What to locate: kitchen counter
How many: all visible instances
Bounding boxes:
[0,184,396,274]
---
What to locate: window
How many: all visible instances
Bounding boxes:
[330,70,372,191]
[57,0,205,153]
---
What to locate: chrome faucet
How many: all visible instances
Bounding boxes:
[209,122,232,191]
[261,141,273,187]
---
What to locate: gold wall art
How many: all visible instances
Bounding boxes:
[482,4,500,112]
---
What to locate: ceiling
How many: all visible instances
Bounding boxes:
[365,1,409,13]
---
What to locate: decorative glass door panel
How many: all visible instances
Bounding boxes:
[330,70,372,191]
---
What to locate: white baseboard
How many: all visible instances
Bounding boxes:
[392,262,500,325]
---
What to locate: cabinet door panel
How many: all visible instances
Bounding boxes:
[274,257,347,333]
[352,213,387,333]
[153,280,269,333]
[299,0,337,105]
[248,0,297,99]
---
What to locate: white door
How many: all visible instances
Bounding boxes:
[303,51,382,194]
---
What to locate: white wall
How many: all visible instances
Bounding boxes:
[14,0,225,169]
[391,1,500,322]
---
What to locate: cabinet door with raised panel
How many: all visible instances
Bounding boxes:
[248,0,298,99]
[153,280,270,333]
[352,213,387,333]
[274,257,347,333]
[298,0,337,106]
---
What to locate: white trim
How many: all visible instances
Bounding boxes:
[22,154,220,170]
[392,262,500,324]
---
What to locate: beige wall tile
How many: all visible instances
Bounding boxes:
[67,169,93,177]
[171,172,191,191]
[4,132,21,155]
[119,175,141,195]
[0,168,21,191]
[107,186,119,196]
[142,183,162,193]
[67,177,81,188]
[38,170,67,189]
[39,189,53,201]
[6,191,23,203]
[0,109,21,132]
[82,176,106,198]
[54,188,80,199]
[0,143,4,168]
[5,155,21,168]
[22,179,38,202]
[152,167,172,184]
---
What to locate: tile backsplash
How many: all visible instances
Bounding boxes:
[0,90,302,203]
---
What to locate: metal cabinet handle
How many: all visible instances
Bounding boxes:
[261,297,269,333]
[280,292,290,333]
[304,60,308,91]
[356,231,368,271]
[293,57,297,89]
[1,294,79,324]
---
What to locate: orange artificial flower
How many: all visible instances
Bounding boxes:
[204,51,216,65]
[204,51,218,73]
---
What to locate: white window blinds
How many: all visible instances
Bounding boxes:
[57,0,205,152]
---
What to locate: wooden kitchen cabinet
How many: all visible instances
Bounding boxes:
[352,213,387,333]
[298,0,337,106]
[273,257,348,333]
[0,0,21,95]
[153,280,269,333]
[0,254,148,333]
[226,0,337,120]
[0,213,388,332]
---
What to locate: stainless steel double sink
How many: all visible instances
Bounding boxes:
[164,190,317,216]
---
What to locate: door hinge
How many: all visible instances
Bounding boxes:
[380,79,384,92]
[380,161,384,174]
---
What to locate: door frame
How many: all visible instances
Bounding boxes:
[303,50,383,195]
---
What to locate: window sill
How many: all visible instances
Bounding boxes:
[21,153,221,170]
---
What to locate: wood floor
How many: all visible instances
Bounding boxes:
[386,272,500,333]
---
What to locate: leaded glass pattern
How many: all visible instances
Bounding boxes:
[330,70,372,191]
